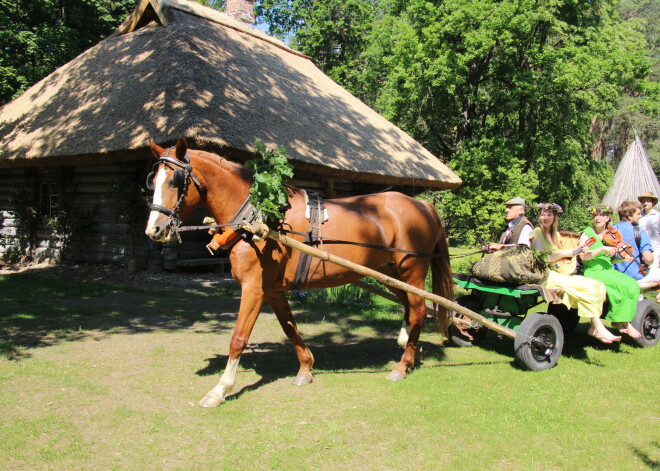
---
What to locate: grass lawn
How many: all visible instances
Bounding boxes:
[0,270,658,470]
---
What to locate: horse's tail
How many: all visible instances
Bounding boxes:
[428,209,453,337]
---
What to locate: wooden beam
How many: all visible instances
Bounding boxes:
[242,222,516,339]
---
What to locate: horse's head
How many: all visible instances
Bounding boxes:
[145,137,202,242]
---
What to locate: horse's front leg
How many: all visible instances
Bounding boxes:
[198,287,264,408]
[267,292,314,385]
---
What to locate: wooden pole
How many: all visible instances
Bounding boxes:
[351,280,472,328]
[242,222,516,339]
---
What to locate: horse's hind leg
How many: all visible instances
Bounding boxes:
[388,258,430,381]
[267,292,314,386]
[375,265,412,348]
[388,286,411,348]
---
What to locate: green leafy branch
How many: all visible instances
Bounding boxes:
[532,249,554,270]
[245,139,294,222]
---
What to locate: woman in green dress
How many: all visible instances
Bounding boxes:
[529,203,617,343]
[578,206,642,339]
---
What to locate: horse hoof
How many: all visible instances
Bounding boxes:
[291,375,313,386]
[198,393,224,408]
[386,370,406,382]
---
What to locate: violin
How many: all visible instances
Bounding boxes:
[601,227,647,275]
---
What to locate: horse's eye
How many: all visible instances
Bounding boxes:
[168,179,176,188]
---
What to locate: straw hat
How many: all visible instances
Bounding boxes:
[637,192,658,205]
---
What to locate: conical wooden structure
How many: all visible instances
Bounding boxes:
[603,133,660,209]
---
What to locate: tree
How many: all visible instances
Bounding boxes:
[0,0,137,106]
[256,0,375,99]
[596,0,659,173]
[261,0,651,243]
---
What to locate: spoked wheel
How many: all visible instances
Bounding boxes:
[514,313,564,371]
[631,299,660,348]
[448,295,488,347]
[546,303,580,335]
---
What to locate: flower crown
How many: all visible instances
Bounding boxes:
[588,205,613,215]
[536,203,563,214]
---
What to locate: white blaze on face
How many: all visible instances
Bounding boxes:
[145,166,170,238]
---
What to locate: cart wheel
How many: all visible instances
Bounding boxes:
[448,295,488,347]
[631,299,660,348]
[546,304,580,335]
[514,313,563,371]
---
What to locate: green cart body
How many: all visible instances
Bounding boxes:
[450,272,659,370]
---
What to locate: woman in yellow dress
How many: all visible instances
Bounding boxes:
[529,203,620,343]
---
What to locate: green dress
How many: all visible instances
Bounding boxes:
[581,227,639,322]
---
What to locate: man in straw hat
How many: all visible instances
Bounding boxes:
[639,192,660,256]
[483,197,533,252]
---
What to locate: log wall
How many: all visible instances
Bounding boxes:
[0,159,384,270]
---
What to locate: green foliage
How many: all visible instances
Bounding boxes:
[244,139,294,222]
[0,0,137,105]
[291,283,376,309]
[255,0,312,40]
[260,0,652,242]
[598,0,660,173]
[256,0,376,99]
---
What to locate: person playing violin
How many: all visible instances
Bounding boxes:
[529,203,615,343]
[579,206,642,340]
[612,200,660,291]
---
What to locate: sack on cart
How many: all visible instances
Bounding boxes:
[471,244,548,285]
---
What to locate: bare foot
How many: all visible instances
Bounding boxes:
[611,322,642,339]
[587,326,621,344]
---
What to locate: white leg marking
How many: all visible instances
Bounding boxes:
[397,321,410,348]
[199,357,240,407]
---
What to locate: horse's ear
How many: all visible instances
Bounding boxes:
[175,138,188,162]
[148,138,165,159]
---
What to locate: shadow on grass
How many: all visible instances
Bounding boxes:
[630,441,659,469]
[195,304,450,393]
[0,271,241,361]
[0,271,450,390]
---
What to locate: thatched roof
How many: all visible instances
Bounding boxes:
[0,0,461,190]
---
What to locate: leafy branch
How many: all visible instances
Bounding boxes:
[245,139,294,222]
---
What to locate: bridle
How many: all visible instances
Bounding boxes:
[147,146,203,242]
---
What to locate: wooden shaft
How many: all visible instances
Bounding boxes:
[243,222,516,339]
[351,280,469,328]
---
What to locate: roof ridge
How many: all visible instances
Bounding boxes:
[117,0,311,60]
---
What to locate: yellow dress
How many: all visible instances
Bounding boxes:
[529,228,606,318]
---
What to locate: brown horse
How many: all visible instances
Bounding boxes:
[145,138,453,407]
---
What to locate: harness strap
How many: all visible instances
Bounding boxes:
[283,229,471,258]
[149,204,174,217]
[292,191,325,289]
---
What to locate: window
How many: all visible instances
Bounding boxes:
[39,182,58,218]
